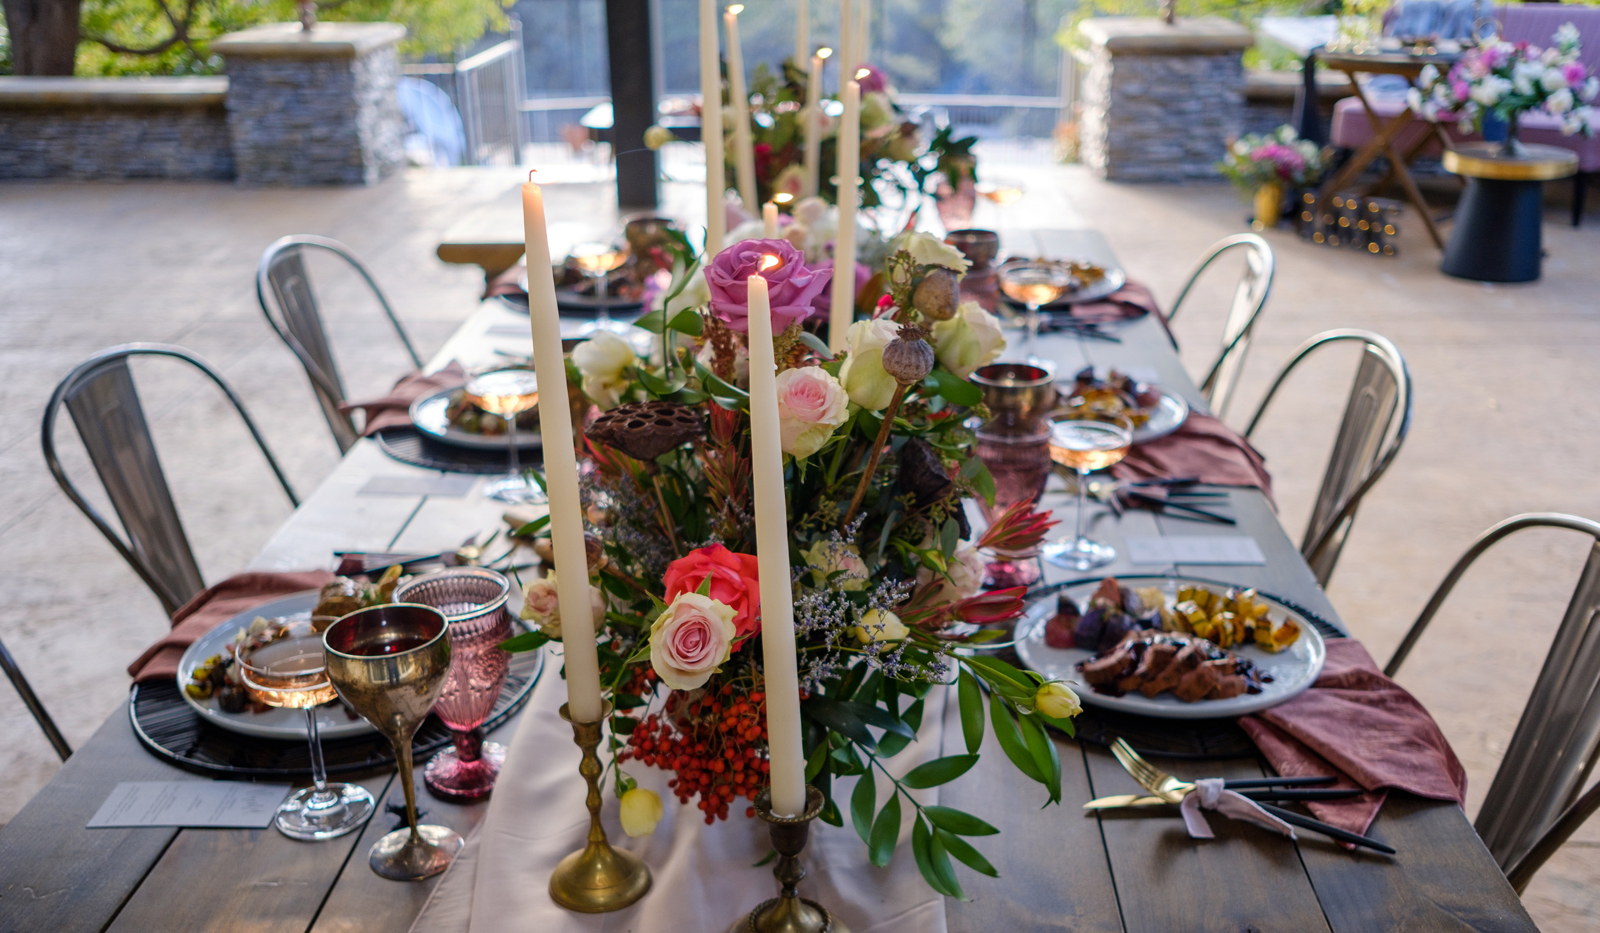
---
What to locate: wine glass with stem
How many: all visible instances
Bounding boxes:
[570,236,631,336]
[324,603,461,881]
[465,369,546,504]
[998,261,1069,366]
[976,178,1024,230]
[1041,409,1134,571]
[237,618,376,841]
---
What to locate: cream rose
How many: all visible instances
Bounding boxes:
[802,539,869,592]
[918,544,985,604]
[518,569,605,640]
[854,608,908,644]
[619,787,664,836]
[837,317,901,410]
[572,331,637,409]
[649,592,738,690]
[1034,681,1082,720]
[932,301,1006,378]
[776,367,849,460]
[894,230,971,273]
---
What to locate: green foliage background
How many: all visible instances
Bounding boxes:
[74,0,511,75]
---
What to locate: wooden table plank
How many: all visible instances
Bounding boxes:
[104,773,394,933]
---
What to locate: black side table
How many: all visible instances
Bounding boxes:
[1441,142,1577,283]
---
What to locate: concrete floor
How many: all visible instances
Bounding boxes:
[2,163,1598,930]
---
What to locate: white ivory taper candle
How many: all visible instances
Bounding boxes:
[802,47,829,198]
[699,0,726,255]
[725,5,758,217]
[855,0,870,68]
[827,78,860,353]
[836,0,855,80]
[745,270,807,819]
[794,0,809,75]
[762,201,779,238]
[521,180,603,725]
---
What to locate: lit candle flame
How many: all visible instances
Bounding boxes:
[758,254,782,272]
[772,192,794,205]
[855,67,871,80]
[817,47,833,59]
[726,3,743,13]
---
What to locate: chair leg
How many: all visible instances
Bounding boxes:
[0,637,72,761]
[1573,173,1588,228]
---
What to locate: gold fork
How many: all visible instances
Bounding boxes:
[1110,738,1191,802]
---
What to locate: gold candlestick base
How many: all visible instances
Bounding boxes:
[549,701,652,913]
[729,786,851,933]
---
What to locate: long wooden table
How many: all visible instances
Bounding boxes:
[0,230,1536,933]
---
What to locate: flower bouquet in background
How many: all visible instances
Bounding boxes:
[1408,22,1599,154]
[1218,125,1327,229]
[505,231,1078,897]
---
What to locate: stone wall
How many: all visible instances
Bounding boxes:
[1240,69,1352,140]
[0,79,233,181]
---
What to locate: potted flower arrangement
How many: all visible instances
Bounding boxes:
[1408,23,1600,155]
[1218,125,1327,230]
[507,231,1078,897]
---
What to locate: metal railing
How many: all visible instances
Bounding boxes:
[402,20,527,166]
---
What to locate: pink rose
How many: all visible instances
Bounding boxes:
[1452,79,1471,102]
[1564,62,1587,87]
[649,592,737,690]
[705,239,832,334]
[663,544,761,638]
[855,63,889,94]
[775,366,849,459]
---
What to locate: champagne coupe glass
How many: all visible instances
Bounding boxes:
[237,619,376,840]
[998,261,1069,365]
[976,178,1024,230]
[1041,410,1133,572]
[324,604,462,881]
[570,238,631,335]
[465,369,546,505]
[393,569,513,800]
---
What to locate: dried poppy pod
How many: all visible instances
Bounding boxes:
[587,400,705,461]
[912,267,960,321]
[881,328,935,385]
[531,532,608,572]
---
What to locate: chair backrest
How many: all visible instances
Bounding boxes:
[1386,514,1600,891]
[256,235,422,454]
[1499,4,1600,74]
[1244,329,1412,587]
[41,344,298,616]
[1166,234,1275,420]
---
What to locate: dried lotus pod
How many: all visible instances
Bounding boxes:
[530,533,608,573]
[881,331,935,385]
[587,400,705,461]
[912,268,960,321]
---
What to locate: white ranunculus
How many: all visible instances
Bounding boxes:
[1562,114,1585,135]
[1549,87,1576,114]
[1419,64,1440,87]
[1556,22,1581,50]
[1542,67,1570,92]
[838,317,902,410]
[775,366,849,459]
[932,301,1006,379]
[1513,64,1540,96]
[1471,77,1507,107]
[1406,87,1425,114]
[572,330,636,409]
[893,231,971,273]
[1581,77,1599,103]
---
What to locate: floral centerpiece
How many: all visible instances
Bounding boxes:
[1218,125,1326,228]
[507,231,1077,897]
[1408,23,1600,154]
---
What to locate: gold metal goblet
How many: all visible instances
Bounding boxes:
[324,603,463,881]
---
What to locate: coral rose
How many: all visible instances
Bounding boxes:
[649,592,738,690]
[705,238,832,334]
[663,544,762,638]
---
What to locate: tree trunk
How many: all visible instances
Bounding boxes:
[3,0,83,75]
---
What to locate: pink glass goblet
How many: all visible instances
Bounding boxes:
[393,568,512,800]
[975,422,1053,589]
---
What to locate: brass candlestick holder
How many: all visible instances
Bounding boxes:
[549,701,652,912]
[731,786,851,933]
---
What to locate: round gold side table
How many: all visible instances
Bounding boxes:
[1440,142,1577,283]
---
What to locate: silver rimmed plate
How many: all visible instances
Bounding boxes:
[1053,262,1127,306]
[1013,576,1327,720]
[409,386,542,452]
[1134,389,1189,444]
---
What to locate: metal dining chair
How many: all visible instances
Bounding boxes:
[256,234,423,454]
[1166,233,1275,420]
[1244,329,1412,587]
[1385,513,1600,893]
[42,344,300,617]
[0,636,72,760]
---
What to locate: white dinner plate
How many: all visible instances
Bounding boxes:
[1014,576,1328,719]
[1133,388,1189,444]
[409,386,543,452]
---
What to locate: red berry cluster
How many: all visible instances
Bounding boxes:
[618,681,770,824]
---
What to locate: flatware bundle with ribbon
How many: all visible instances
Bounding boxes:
[1096,739,1395,854]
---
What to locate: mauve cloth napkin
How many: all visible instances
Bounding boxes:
[1239,639,1469,837]
[127,571,336,683]
[1112,413,1274,501]
[1057,280,1164,326]
[339,361,468,437]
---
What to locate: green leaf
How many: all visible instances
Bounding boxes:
[902,754,979,789]
[928,826,967,900]
[958,671,985,755]
[667,308,705,336]
[936,829,999,877]
[497,631,550,653]
[965,656,1039,699]
[941,518,959,557]
[752,849,777,867]
[929,367,983,407]
[526,468,548,493]
[850,772,876,845]
[970,459,996,507]
[958,455,983,480]
[636,367,684,399]
[695,574,714,597]
[989,693,1044,783]
[1017,712,1062,804]
[1038,711,1077,739]
[798,330,835,359]
[805,741,828,783]
[868,793,901,868]
[631,309,667,334]
[876,697,924,758]
[511,515,550,537]
[695,359,749,398]
[912,815,959,898]
[610,715,638,734]
[923,805,1000,837]
[819,795,843,827]
[803,696,915,754]
[612,693,649,709]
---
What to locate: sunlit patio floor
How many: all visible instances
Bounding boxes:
[2,161,1597,929]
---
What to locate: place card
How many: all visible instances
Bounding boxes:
[358,475,479,497]
[1125,536,1266,565]
[87,781,291,829]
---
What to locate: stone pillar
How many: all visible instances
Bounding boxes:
[1078,17,1253,182]
[213,22,406,186]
